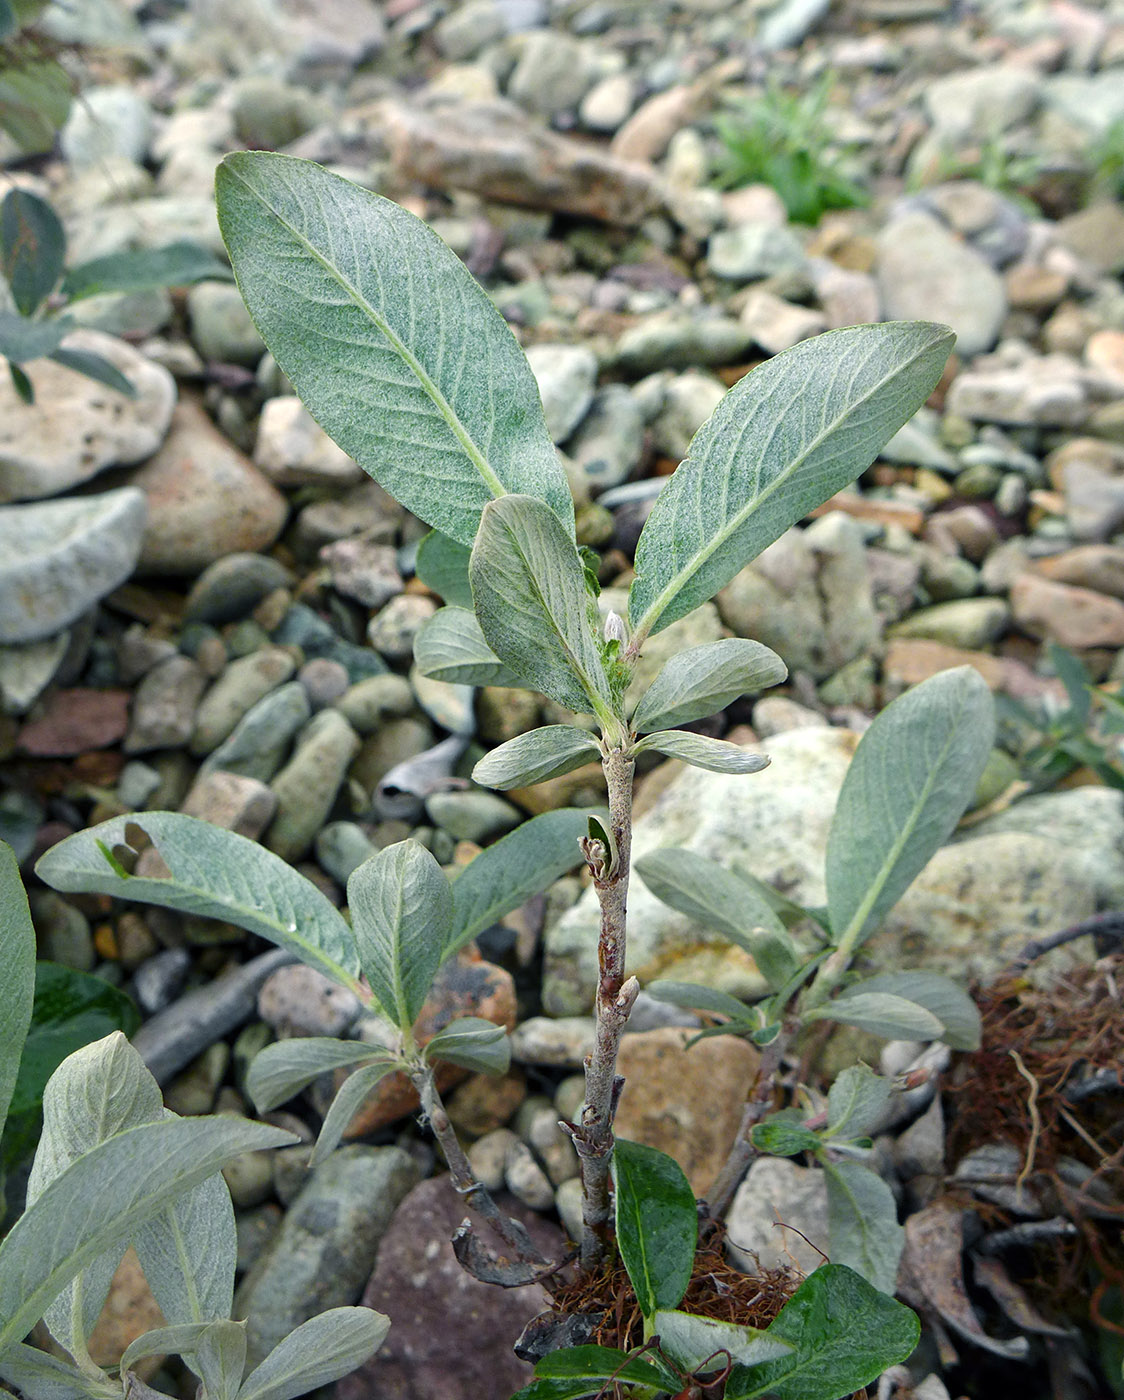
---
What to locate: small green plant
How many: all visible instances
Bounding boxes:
[710,74,869,225]
[0,1,72,157]
[998,641,1124,792]
[0,187,231,403]
[0,840,389,1400]
[31,149,972,1398]
[1087,120,1124,203]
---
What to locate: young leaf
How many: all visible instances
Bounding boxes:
[834,972,980,1051]
[0,1343,118,1400]
[0,841,35,1145]
[612,1138,697,1318]
[826,1065,892,1142]
[60,242,232,302]
[35,813,361,992]
[215,152,571,548]
[446,808,592,957]
[48,347,136,398]
[245,1037,396,1115]
[651,1310,792,1372]
[8,360,33,403]
[413,606,523,688]
[634,848,800,991]
[631,639,787,733]
[631,730,771,774]
[236,1308,390,1400]
[0,1117,294,1353]
[628,322,954,642]
[823,1162,903,1296]
[191,1320,247,1400]
[645,979,757,1024]
[824,666,994,953]
[0,188,65,316]
[0,308,69,363]
[423,1017,510,1075]
[750,1117,823,1157]
[470,495,613,719]
[347,842,452,1031]
[133,1167,237,1327]
[804,990,944,1042]
[119,1323,221,1375]
[533,1344,680,1392]
[309,1060,398,1166]
[415,529,473,609]
[472,726,600,791]
[725,1264,919,1400]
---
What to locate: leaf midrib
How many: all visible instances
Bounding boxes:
[632,335,939,639]
[222,160,507,503]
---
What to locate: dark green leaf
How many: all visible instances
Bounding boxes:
[0,0,17,39]
[631,638,787,733]
[415,530,473,609]
[413,606,524,688]
[8,360,33,402]
[823,1161,903,1295]
[628,323,954,642]
[1047,642,1091,724]
[61,242,232,302]
[725,1264,920,1400]
[215,152,571,548]
[48,347,136,397]
[446,808,592,957]
[422,1017,510,1075]
[632,730,772,774]
[0,189,65,315]
[473,726,601,791]
[535,1344,680,1391]
[612,1138,697,1318]
[750,1117,823,1157]
[471,495,613,720]
[0,309,69,363]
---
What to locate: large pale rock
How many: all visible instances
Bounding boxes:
[0,488,147,644]
[543,727,858,1013]
[253,396,361,486]
[0,332,175,503]
[726,1159,829,1276]
[123,399,287,574]
[613,1028,760,1197]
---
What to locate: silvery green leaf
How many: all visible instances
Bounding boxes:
[347,842,452,1031]
[645,980,755,1024]
[842,972,980,1052]
[192,1320,247,1400]
[309,1060,399,1167]
[0,1343,118,1400]
[631,639,787,733]
[27,1032,163,1355]
[132,1163,236,1326]
[36,813,360,992]
[472,726,601,791]
[246,1037,397,1115]
[628,322,954,642]
[471,496,613,719]
[806,991,944,1042]
[825,666,994,952]
[235,1307,390,1400]
[824,1161,904,1295]
[634,848,799,992]
[423,1018,510,1075]
[632,730,771,775]
[215,153,571,549]
[0,1116,294,1353]
[0,840,35,1143]
[414,530,473,609]
[413,606,524,688]
[120,1324,219,1374]
[826,1066,892,1141]
[446,807,592,957]
[651,1311,792,1372]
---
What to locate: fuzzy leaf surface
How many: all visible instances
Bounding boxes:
[631,639,787,733]
[246,1038,394,1115]
[0,841,35,1145]
[472,726,600,791]
[413,606,522,688]
[836,972,980,1051]
[133,1165,236,1326]
[632,730,771,774]
[215,152,570,548]
[651,1311,792,1372]
[1,189,64,315]
[309,1061,398,1166]
[628,322,954,640]
[414,530,473,609]
[35,813,359,990]
[826,1065,892,1141]
[825,666,994,951]
[823,1162,903,1295]
[192,1320,247,1400]
[612,1138,697,1318]
[235,1307,390,1400]
[347,841,452,1030]
[645,979,755,1023]
[0,1343,117,1400]
[471,495,611,716]
[805,990,944,1041]
[423,1018,510,1075]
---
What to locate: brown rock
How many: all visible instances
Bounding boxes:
[180,769,278,839]
[375,97,659,226]
[612,1027,759,1198]
[1004,262,1068,312]
[809,492,925,535]
[87,1248,166,1376]
[339,1175,563,1400]
[1032,544,1124,599]
[610,59,740,163]
[1086,329,1124,384]
[124,398,287,574]
[18,688,130,756]
[446,1069,527,1138]
[1010,572,1124,649]
[1045,436,1124,489]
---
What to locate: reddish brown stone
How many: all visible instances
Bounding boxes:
[1011,572,1124,649]
[17,689,130,756]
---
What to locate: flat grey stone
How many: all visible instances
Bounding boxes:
[0,489,147,644]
